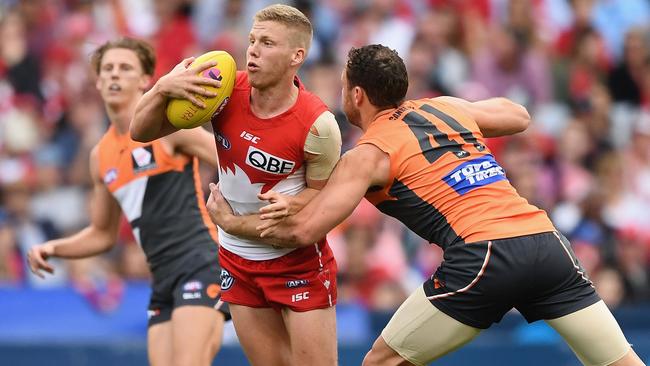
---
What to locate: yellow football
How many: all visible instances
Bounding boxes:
[166,50,236,129]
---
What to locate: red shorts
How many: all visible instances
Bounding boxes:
[218,242,337,312]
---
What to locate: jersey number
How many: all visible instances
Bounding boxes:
[401,104,484,164]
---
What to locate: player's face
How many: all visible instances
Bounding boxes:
[341,69,361,127]
[247,21,298,89]
[95,48,150,108]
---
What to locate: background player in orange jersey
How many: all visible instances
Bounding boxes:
[26,37,229,366]
[131,5,341,366]
[211,44,645,366]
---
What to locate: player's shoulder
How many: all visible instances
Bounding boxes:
[299,86,326,106]
[90,143,101,160]
[423,96,466,116]
[296,87,329,124]
[94,128,116,155]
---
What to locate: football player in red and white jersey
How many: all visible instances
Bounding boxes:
[131,4,342,366]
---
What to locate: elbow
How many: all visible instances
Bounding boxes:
[100,243,115,254]
[129,122,149,143]
[294,234,312,248]
[502,98,531,133]
[517,107,531,133]
[293,226,319,248]
[99,235,117,254]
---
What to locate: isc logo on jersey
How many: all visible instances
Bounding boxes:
[443,155,507,195]
[246,146,295,175]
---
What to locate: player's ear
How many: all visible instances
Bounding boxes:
[290,48,306,67]
[140,74,152,91]
[353,86,364,107]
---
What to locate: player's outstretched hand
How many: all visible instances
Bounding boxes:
[258,190,291,220]
[156,57,221,108]
[206,183,234,228]
[26,243,55,278]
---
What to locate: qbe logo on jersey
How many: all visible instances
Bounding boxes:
[443,155,507,195]
[245,146,295,175]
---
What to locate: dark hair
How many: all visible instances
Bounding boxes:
[90,37,156,76]
[345,44,408,108]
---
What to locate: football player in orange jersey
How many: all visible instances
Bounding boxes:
[212,44,644,366]
[26,37,229,366]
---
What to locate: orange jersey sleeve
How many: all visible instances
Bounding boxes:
[357,98,555,249]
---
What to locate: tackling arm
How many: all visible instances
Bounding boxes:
[207,111,342,244]
[259,144,389,247]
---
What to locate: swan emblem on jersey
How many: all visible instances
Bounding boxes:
[220,269,234,290]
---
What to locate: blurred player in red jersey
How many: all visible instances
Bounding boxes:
[218,44,645,366]
[130,4,342,366]
[27,37,229,366]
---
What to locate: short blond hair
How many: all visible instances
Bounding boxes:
[254,4,312,50]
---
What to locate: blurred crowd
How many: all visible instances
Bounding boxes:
[1,0,650,315]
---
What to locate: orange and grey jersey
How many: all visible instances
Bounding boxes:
[358,98,555,250]
[97,126,219,272]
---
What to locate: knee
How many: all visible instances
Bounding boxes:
[172,356,197,366]
[173,351,211,366]
[362,348,383,366]
[362,338,412,366]
[362,351,375,366]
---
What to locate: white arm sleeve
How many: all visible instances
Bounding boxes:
[304,111,342,181]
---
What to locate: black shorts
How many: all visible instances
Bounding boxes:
[148,257,230,327]
[423,231,600,329]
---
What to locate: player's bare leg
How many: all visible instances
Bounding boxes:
[230,304,291,366]
[171,306,225,366]
[148,322,173,366]
[282,306,337,366]
[609,349,646,366]
[363,336,415,366]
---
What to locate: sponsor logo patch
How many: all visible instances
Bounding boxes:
[147,309,160,319]
[286,279,309,288]
[291,292,310,302]
[240,131,261,144]
[245,146,295,175]
[131,146,157,173]
[215,132,231,150]
[214,97,230,116]
[442,155,507,195]
[183,280,203,292]
[182,292,201,300]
